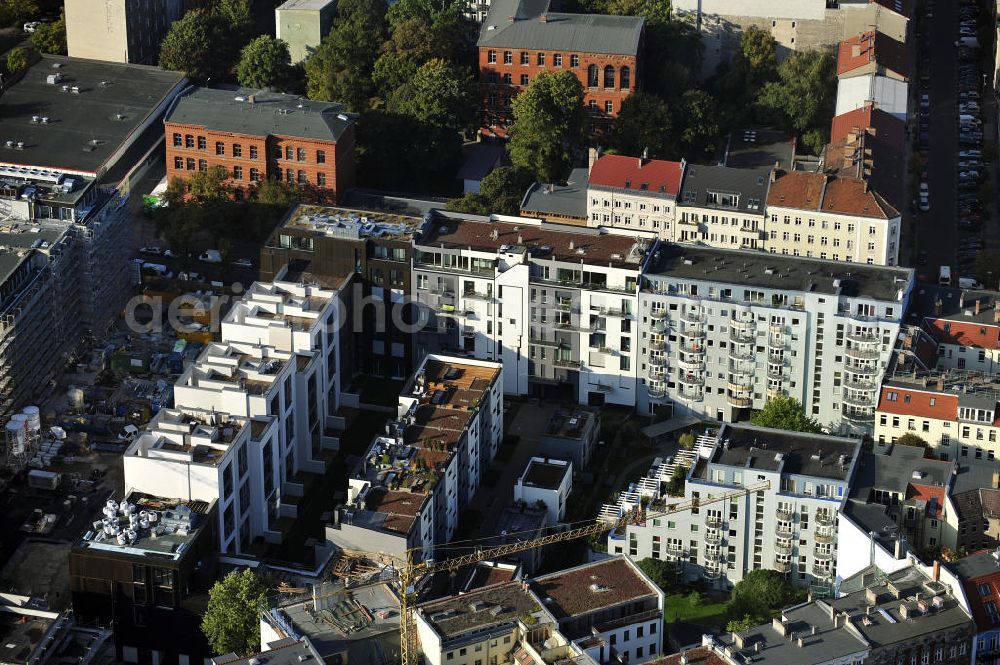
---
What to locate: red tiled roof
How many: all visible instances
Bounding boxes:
[766,171,898,218]
[924,318,1000,350]
[765,171,826,209]
[877,387,958,420]
[907,483,945,518]
[589,154,684,197]
[837,31,909,79]
[830,104,906,146]
[647,648,728,665]
[961,569,1000,631]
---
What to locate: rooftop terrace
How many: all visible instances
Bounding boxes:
[79,492,211,560]
[282,205,421,240]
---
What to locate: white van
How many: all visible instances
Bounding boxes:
[939,265,952,286]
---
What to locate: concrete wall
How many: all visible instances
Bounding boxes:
[276,3,337,64]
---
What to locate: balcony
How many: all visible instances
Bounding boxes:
[729,346,755,362]
[843,410,875,425]
[463,289,492,301]
[653,319,670,333]
[706,515,722,528]
[667,543,686,556]
[843,378,877,392]
[597,306,630,318]
[648,388,670,403]
[812,563,833,578]
[845,363,878,376]
[730,318,755,333]
[554,357,581,369]
[680,343,705,357]
[649,309,669,320]
[816,512,835,527]
[648,355,667,368]
[842,392,876,409]
[846,346,880,361]
[681,310,706,324]
[678,356,705,372]
[649,340,666,352]
[767,335,786,350]
[767,387,785,400]
[730,363,754,380]
[677,325,705,340]
[776,507,794,521]
[705,549,725,563]
[813,548,834,561]
[774,542,794,556]
[730,329,755,344]
[435,303,470,318]
[462,328,476,339]
[679,387,703,402]
[727,381,753,395]
[703,567,722,580]
[814,530,835,544]
[846,330,880,345]
[648,368,667,383]
[727,395,753,408]
[767,354,788,367]
[776,524,795,539]
[773,560,792,573]
[705,531,722,545]
[769,324,787,336]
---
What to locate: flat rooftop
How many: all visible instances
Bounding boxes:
[0,55,184,175]
[520,168,588,220]
[0,221,67,291]
[212,638,323,665]
[78,492,211,560]
[710,425,859,481]
[419,215,649,269]
[0,612,56,665]
[644,241,912,302]
[417,581,540,638]
[497,504,547,537]
[545,409,595,439]
[532,557,656,619]
[725,128,796,171]
[282,204,421,240]
[947,550,1000,581]
[520,458,571,490]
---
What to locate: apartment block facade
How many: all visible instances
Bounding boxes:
[124,278,346,554]
[586,153,684,239]
[411,213,651,407]
[636,243,912,434]
[609,425,860,591]
[164,88,356,202]
[477,0,643,134]
[674,165,770,251]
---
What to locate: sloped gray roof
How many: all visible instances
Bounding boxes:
[478,0,643,55]
[166,87,355,142]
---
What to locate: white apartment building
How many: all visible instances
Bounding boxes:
[586,153,685,240]
[637,242,912,434]
[327,355,503,561]
[608,424,861,591]
[513,456,572,522]
[124,277,347,554]
[765,171,901,266]
[674,165,771,252]
[412,213,653,407]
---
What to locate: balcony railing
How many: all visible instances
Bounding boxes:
[774,560,792,573]
[649,389,670,403]
[846,346,880,361]
[463,289,492,301]
[705,515,722,528]
[775,542,794,556]
[776,507,794,521]
[730,329,755,344]
[813,548,834,561]
[816,512,835,527]
[843,378,877,392]
[845,363,878,376]
[678,357,705,372]
[812,563,833,578]
[730,318,755,332]
[846,330,880,345]
[648,355,667,367]
[767,387,785,400]
[554,358,581,368]
[814,530,834,544]
[729,347,755,362]
[769,324,787,336]
[727,381,753,394]
[705,549,725,563]
[842,392,876,409]
[843,410,875,425]
[677,325,705,340]
[703,568,722,580]
[649,309,669,320]
[680,342,705,355]
[705,531,722,545]
[776,525,795,538]
[681,310,706,324]
[679,388,703,402]
[727,395,753,408]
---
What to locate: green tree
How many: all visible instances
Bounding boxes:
[447,165,534,216]
[159,9,216,80]
[895,432,930,452]
[6,47,28,74]
[372,18,437,97]
[800,128,827,156]
[30,13,65,54]
[606,0,670,23]
[0,0,38,27]
[678,432,696,450]
[750,395,822,433]
[757,49,836,133]
[357,111,462,193]
[237,36,292,90]
[254,179,302,206]
[726,615,758,634]
[613,91,675,159]
[185,166,232,203]
[740,25,778,82]
[305,0,388,110]
[201,569,269,656]
[726,569,801,628]
[508,71,584,183]
[678,89,721,159]
[636,558,676,592]
[391,58,475,133]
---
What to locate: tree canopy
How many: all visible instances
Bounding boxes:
[973,251,1000,288]
[726,569,802,631]
[448,166,535,216]
[613,91,675,159]
[508,71,584,183]
[757,49,836,138]
[6,48,28,74]
[750,395,823,433]
[739,25,778,82]
[636,558,676,592]
[0,0,37,28]
[237,36,292,90]
[305,0,389,110]
[678,89,721,160]
[160,1,253,82]
[895,432,930,450]
[391,58,476,134]
[201,569,269,656]
[30,12,65,54]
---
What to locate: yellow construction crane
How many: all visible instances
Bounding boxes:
[397,479,771,665]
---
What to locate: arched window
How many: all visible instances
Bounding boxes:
[620,66,630,89]
[604,65,615,88]
[587,64,599,87]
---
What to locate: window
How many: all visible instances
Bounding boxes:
[604,65,615,87]
[172,133,182,147]
[537,52,545,65]
[249,167,259,182]
[198,136,206,150]
[198,159,207,171]
[605,100,613,113]
[570,54,579,67]
[233,144,242,157]
[233,166,243,180]
[185,134,194,148]
[520,51,529,65]
[588,64,599,87]
[215,141,225,156]
[297,170,307,185]
[297,147,306,161]
[250,145,258,159]
[620,66,630,88]
[520,74,529,85]
[285,146,293,160]
[503,50,512,64]
[185,157,195,170]
[488,50,496,63]
[553,53,562,66]
[316,149,326,164]
[317,172,326,187]
[286,168,294,182]
[502,73,512,84]
[173,156,183,169]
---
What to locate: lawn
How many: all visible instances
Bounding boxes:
[662,591,729,628]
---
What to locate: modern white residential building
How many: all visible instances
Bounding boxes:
[414,556,663,665]
[636,242,912,434]
[411,213,653,407]
[835,74,909,122]
[327,355,503,561]
[765,171,901,266]
[124,277,348,554]
[586,153,685,239]
[608,424,861,592]
[513,456,572,523]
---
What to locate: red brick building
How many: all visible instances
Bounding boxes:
[164,88,356,202]
[477,0,643,136]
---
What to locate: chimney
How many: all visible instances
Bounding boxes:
[753,642,761,653]
[248,94,256,104]
[994,308,1000,324]
[539,14,547,22]
[865,588,878,606]
[588,146,600,174]
[796,638,804,648]
[733,632,746,649]
[810,625,817,636]
[772,617,787,636]
[937,378,944,391]
[863,179,870,193]
[569,240,575,250]
[993,470,1000,489]
[770,168,777,183]
[960,292,965,309]
[934,299,942,315]
[507,14,514,21]
[977,299,982,315]
[828,602,836,621]
[933,560,940,582]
